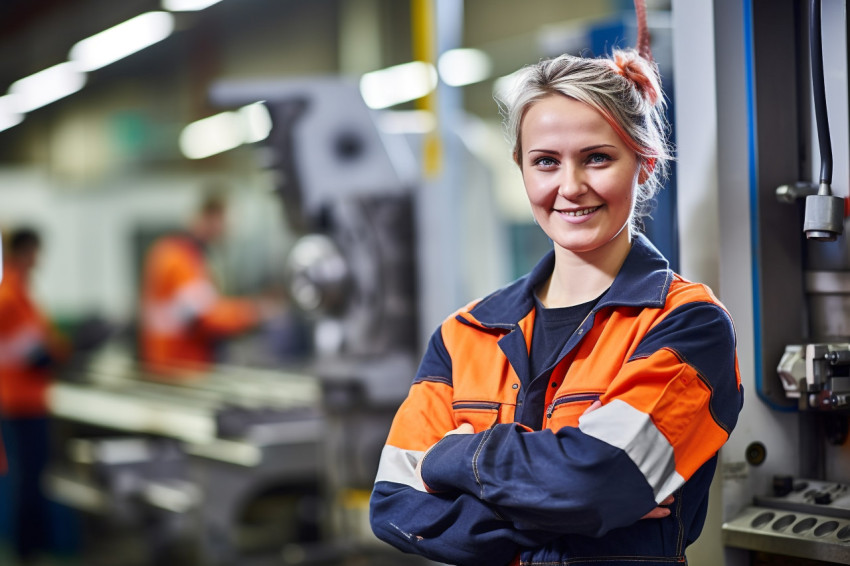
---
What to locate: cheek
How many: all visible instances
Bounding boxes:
[596,171,638,208]
[522,173,552,206]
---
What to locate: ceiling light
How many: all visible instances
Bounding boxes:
[69,12,175,72]
[162,0,224,11]
[8,63,86,113]
[0,95,24,132]
[359,61,438,109]
[179,102,272,159]
[376,110,436,134]
[240,102,273,144]
[438,48,492,87]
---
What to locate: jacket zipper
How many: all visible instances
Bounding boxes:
[545,393,601,419]
[544,309,598,419]
[452,401,501,411]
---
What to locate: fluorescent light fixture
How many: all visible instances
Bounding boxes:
[0,95,24,132]
[438,48,492,87]
[69,12,175,72]
[179,102,272,159]
[162,0,224,10]
[376,110,436,134]
[240,102,273,143]
[8,63,86,113]
[359,61,438,109]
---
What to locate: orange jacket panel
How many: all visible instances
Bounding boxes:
[0,264,68,418]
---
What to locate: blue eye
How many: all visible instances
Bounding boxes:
[588,153,611,164]
[534,156,557,167]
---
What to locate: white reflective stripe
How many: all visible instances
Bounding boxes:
[374,444,427,492]
[143,279,219,335]
[0,323,42,364]
[578,399,684,503]
[142,302,186,335]
[175,279,217,315]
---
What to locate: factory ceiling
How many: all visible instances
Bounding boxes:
[0,0,630,167]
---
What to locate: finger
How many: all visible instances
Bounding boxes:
[582,400,602,415]
[659,495,675,506]
[445,422,475,436]
[640,506,671,520]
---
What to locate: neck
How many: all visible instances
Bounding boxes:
[5,261,30,284]
[538,230,632,308]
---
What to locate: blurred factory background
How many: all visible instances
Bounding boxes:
[1,0,849,565]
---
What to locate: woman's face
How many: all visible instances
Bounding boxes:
[519,94,644,258]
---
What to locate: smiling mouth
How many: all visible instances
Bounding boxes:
[561,205,602,217]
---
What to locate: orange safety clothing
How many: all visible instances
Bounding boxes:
[0,263,68,418]
[139,234,260,373]
[370,234,744,566]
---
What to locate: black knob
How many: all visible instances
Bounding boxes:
[814,491,833,505]
[773,475,794,497]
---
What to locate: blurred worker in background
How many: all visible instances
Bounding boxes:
[0,227,70,565]
[139,191,272,375]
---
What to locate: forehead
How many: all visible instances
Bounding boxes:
[521,95,616,141]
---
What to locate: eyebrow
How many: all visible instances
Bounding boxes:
[527,144,616,155]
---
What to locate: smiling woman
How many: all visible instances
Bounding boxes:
[369,45,743,566]
[519,95,643,299]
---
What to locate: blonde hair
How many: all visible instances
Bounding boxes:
[497,48,673,229]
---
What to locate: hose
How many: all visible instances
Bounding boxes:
[810,0,833,190]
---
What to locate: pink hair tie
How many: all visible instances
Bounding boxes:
[611,52,660,105]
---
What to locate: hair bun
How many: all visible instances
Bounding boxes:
[610,50,661,106]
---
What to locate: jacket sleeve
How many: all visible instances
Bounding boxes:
[159,245,260,337]
[369,327,554,565]
[420,301,744,538]
[195,295,260,337]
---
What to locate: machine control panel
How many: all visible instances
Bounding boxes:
[723,479,850,564]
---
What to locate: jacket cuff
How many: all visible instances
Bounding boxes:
[420,429,490,495]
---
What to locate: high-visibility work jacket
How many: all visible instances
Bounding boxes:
[370,234,744,566]
[139,235,259,373]
[0,264,68,419]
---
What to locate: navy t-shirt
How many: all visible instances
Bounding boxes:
[528,294,602,379]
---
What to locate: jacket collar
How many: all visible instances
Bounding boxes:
[463,233,672,329]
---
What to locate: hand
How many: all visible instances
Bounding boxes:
[444,422,475,437]
[641,495,674,519]
[415,423,475,487]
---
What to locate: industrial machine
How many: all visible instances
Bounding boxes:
[46,356,325,565]
[208,77,423,560]
[710,0,850,564]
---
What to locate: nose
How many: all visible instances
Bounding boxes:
[557,163,588,200]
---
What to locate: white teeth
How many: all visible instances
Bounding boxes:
[563,206,600,217]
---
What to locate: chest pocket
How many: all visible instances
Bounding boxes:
[545,392,601,429]
[452,400,502,432]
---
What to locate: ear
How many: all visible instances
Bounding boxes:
[638,158,655,184]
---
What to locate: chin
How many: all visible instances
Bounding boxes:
[553,233,624,255]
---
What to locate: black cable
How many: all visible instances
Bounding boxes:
[810,0,833,186]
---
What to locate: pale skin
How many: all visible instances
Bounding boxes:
[417,93,675,520]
